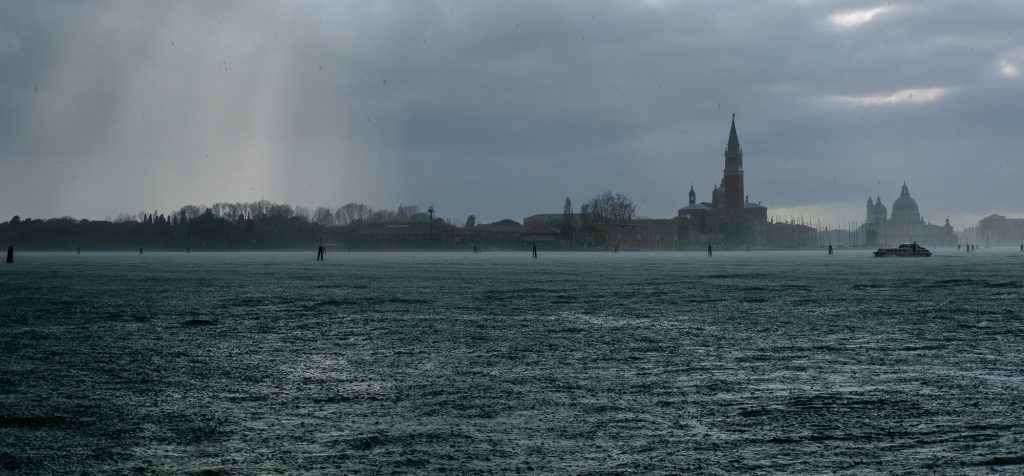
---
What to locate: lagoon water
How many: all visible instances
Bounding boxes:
[2,250,1023,474]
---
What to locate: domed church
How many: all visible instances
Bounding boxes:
[890,182,922,225]
[863,182,957,247]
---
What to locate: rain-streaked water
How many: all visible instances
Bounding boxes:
[2,250,1023,474]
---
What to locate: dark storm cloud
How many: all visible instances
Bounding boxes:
[1,0,1021,227]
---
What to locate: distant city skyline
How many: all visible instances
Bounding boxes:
[2,1,1022,229]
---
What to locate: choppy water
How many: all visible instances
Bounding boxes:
[2,250,1023,474]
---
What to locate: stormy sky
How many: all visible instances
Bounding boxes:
[1,1,1021,228]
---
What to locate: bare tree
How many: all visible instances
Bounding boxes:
[268,203,295,219]
[179,205,204,221]
[585,191,635,223]
[251,200,274,217]
[313,207,336,226]
[294,206,311,222]
[396,205,421,221]
[337,203,372,225]
[369,209,395,223]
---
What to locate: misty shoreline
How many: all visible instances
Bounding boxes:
[8,246,993,253]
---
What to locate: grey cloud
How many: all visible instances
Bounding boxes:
[1,0,1022,227]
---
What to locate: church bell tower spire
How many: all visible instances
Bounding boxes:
[727,113,741,155]
[723,114,745,223]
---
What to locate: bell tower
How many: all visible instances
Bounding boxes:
[723,114,745,220]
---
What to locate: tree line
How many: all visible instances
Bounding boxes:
[0,192,637,251]
[0,201,442,251]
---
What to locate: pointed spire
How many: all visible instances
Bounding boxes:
[727,113,740,151]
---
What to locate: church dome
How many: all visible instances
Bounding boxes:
[892,195,918,215]
[890,182,921,224]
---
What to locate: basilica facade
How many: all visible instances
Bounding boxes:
[863,182,957,247]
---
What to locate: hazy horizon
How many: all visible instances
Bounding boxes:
[2,1,1022,229]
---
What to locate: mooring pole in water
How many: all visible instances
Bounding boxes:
[5,245,12,264]
[317,236,325,261]
[828,244,833,255]
[707,245,712,257]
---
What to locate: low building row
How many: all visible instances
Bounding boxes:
[340,216,824,251]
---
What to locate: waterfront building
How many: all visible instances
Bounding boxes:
[577,219,679,250]
[678,116,768,247]
[520,224,561,249]
[862,182,957,247]
[977,214,1024,247]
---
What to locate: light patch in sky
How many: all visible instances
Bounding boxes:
[824,87,951,107]
[2,1,1024,226]
[773,200,983,231]
[828,6,891,28]
[999,58,1019,77]
[771,202,868,229]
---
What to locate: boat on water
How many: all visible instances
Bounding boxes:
[873,242,932,257]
